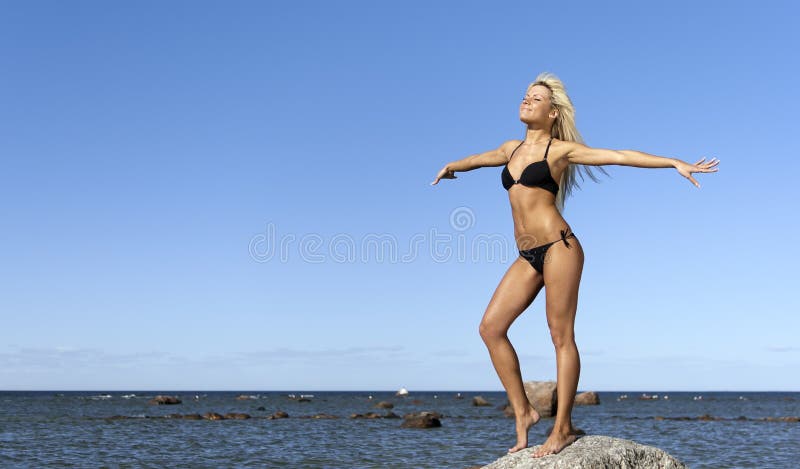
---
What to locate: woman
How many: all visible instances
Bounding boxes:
[430,72,719,458]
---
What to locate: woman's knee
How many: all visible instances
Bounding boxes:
[548,326,575,349]
[479,319,508,342]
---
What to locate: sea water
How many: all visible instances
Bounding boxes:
[1,391,798,468]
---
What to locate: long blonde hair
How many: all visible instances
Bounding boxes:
[528,72,609,212]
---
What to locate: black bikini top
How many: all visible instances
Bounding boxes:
[501,138,559,195]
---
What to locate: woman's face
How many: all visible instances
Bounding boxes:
[519,84,555,125]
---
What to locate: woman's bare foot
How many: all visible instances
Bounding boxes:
[507,404,541,453]
[531,429,578,458]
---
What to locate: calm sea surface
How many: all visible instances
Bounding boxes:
[1,391,798,468]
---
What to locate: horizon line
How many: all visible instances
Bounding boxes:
[2,389,798,393]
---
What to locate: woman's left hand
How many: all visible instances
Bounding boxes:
[675,157,720,188]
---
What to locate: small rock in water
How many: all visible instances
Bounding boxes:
[574,391,600,405]
[148,395,182,405]
[500,403,515,418]
[472,396,491,406]
[401,411,441,428]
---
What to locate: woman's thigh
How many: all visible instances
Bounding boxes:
[543,237,585,336]
[480,256,545,335]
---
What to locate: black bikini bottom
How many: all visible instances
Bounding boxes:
[518,229,577,275]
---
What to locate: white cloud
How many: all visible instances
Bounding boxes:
[767,346,800,352]
[0,346,186,372]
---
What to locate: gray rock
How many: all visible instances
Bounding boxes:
[574,391,600,406]
[522,382,600,416]
[523,381,557,418]
[148,395,182,405]
[481,435,687,468]
[473,396,492,406]
[401,411,441,428]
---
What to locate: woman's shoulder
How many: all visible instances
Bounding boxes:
[502,139,524,148]
[548,138,581,167]
[549,138,582,154]
[497,139,524,160]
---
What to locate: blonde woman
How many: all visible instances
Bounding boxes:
[431,72,719,458]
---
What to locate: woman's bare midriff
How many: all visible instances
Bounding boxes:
[508,188,571,250]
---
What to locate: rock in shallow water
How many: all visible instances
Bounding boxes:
[148,395,182,405]
[473,396,492,406]
[481,435,687,468]
[401,411,442,428]
[574,391,600,406]
[523,381,557,418]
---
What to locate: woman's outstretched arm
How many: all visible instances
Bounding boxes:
[431,140,518,185]
[562,141,720,188]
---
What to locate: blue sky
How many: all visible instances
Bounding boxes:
[1,1,798,392]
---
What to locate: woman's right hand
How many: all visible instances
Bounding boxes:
[431,165,457,185]
[674,157,720,189]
